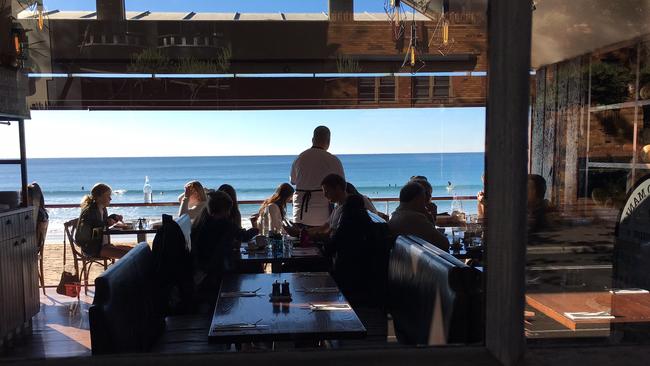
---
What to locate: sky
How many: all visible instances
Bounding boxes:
[41,0,411,13]
[0,108,485,158]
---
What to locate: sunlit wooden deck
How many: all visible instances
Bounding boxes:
[1,286,398,360]
[2,288,93,359]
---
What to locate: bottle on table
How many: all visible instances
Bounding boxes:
[450,192,465,223]
[143,176,153,203]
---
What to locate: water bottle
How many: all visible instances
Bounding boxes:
[143,176,152,203]
[451,192,463,212]
[451,193,465,222]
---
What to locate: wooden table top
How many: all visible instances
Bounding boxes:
[526,291,650,330]
[208,272,366,343]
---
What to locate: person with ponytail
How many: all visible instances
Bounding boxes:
[257,183,294,235]
[75,183,132,259]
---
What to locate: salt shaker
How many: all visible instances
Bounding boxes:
[272,281,281,297]
[281,280,290,296]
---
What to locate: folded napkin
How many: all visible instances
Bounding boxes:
[291,248,320,257]
[308,303,352,311]
[212,323,269,331]
[609,289,649,294]
[220,289,261,298]
[564,311,614,320]
[299,287,339,294]
[298,273,328,277]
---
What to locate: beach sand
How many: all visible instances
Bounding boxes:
[41,242,136,286]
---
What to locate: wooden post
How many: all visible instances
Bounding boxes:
[96,0,126,21]
[485,0,531,365]
[19,118,28,207]
[329,0,353,22]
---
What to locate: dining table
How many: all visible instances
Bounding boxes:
[238,241,328,273]
[208,272,367,344]
[107,226,158,243]
[443,227,484,261]
[526,290,650,331]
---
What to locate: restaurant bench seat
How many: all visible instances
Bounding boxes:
[388,235,483,345]
[90,214,194,354]
[89,243,165,354]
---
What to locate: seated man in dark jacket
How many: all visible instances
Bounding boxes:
[326,194,377,302]
[191,191,239,297]
[319,174,387,306]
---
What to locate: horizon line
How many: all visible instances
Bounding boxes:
[22,151,486,159]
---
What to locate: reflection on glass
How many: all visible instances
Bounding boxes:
[589,109,635,164]
[528,3,650,343]
[590,49,637,106]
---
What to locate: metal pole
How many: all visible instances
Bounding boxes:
[19,119,28,207]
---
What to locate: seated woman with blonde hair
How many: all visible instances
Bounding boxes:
[75,183,132,259]
[257,183,294,235]
[178,180,208,222]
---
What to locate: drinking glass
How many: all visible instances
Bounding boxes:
[451,228,462,249]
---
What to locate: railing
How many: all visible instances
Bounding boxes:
[44,195,478,215]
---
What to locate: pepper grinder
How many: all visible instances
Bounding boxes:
[281,280,290,297]
[272,280,281,297]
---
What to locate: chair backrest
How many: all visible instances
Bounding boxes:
[36,219,48,252]
[175,213,192,251]
[151,214,193,314]
[63,218,83,257]
[388,235,482,345]
[329,207,391,308]
[89,243,164,354]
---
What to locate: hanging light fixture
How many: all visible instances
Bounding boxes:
[410,46,416,66]
[11,23,27,68]
[14,32,21,55]
[442,18,449,45]
[34,0,45,31]
[37,8,44,31]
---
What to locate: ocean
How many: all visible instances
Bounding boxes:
[0,153,484,243]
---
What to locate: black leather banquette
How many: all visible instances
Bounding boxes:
[89,242,164,354]
[89,214,192,354]
[388,235,483,345]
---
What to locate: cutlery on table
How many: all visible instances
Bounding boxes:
[220,288,262,297]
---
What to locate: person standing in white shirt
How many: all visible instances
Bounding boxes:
[290,126,345,227]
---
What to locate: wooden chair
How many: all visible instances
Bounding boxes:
[37,219,49,295]
[63,218,114,294]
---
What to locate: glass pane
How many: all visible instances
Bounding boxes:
[358,77,376,103]
[588,107,636,164]
[414,76,430,101]
[433,76,450,97]
[4,0,489,358]
[528,1,650,344]
[379,77,396,102]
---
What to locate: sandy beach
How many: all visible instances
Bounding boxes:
[41,242,135,286]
